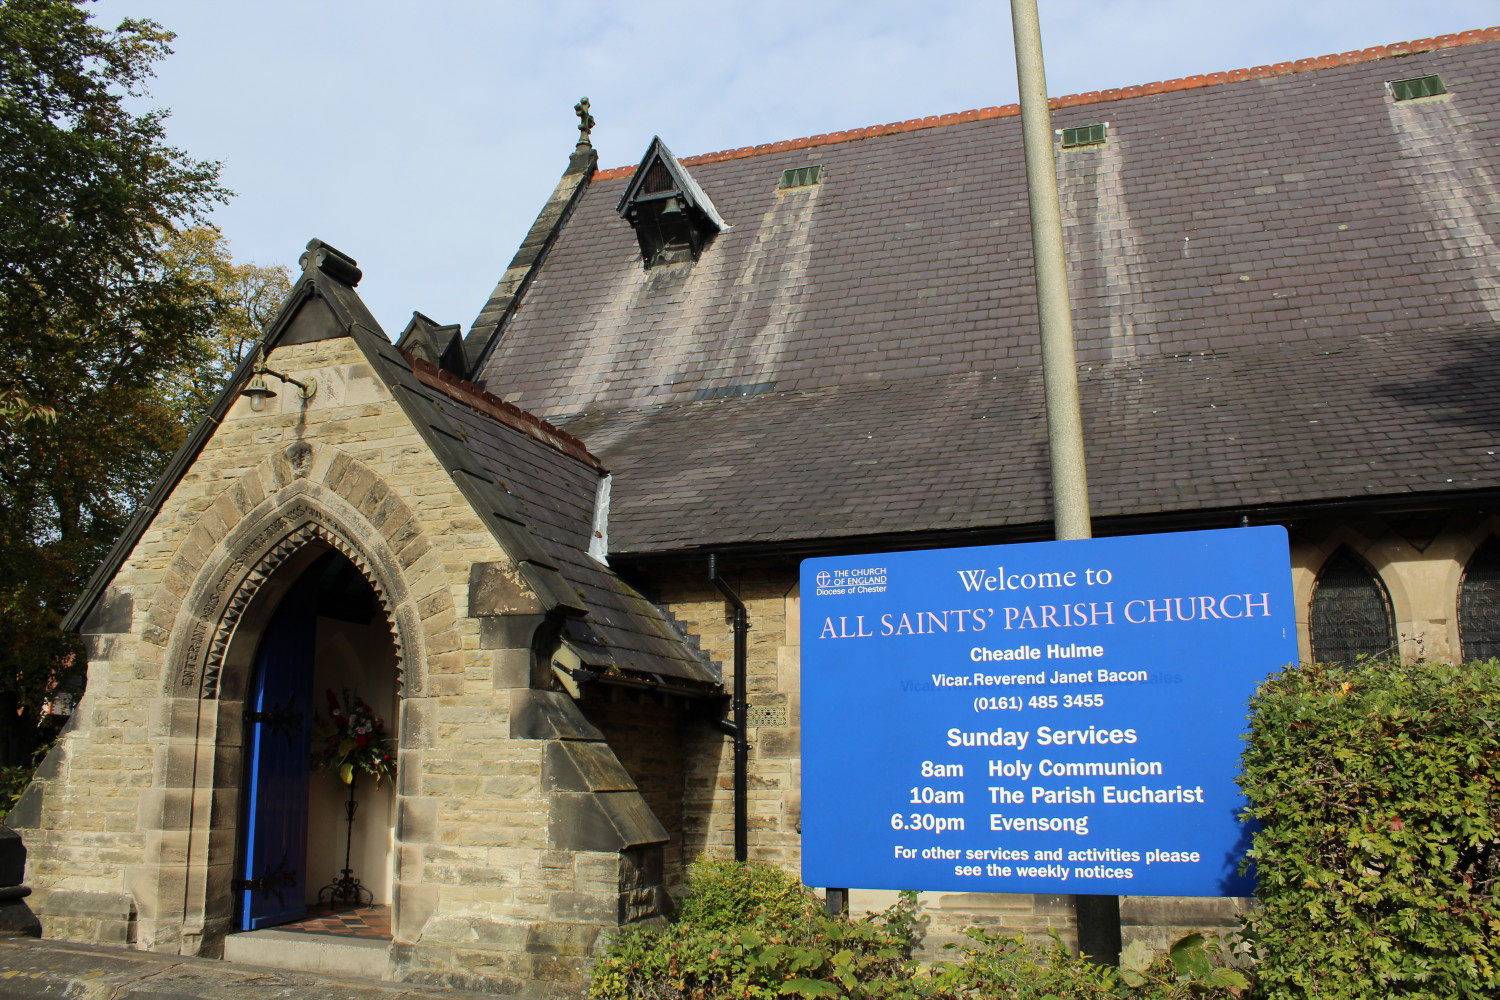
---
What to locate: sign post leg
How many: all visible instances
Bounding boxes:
[1076,894,1122,965]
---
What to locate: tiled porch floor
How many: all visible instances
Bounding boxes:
[276,904,391,939]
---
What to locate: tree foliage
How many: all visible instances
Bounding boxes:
[159,226,292,414]
[0,1,279,765]
[1240,657,1500,999]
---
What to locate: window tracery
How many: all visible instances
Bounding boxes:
[1309,547,1396,663]
[1459,537,1500,661]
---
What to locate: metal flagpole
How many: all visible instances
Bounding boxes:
[1008,0,1118,965]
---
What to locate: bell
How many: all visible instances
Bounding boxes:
[659,196,682,216]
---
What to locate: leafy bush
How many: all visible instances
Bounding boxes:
[589,857,1249,999]
[675,856,818,934]
[589,858,934,1000]
[1240,657,1500,999]
[0,763,32,821]
[941,928,1248,998]
[0,736,56,821]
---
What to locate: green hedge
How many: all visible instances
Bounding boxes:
[1240,657,1500,998]
[588,858,1246,999]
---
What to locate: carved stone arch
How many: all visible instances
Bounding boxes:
[1448,513,1500,564]
[213,516,408,696]
[161,483,433,705]
[1300,524,1411,617]
[157,442,461,704]
[1442,513,1500,603]
[137,443,459,957]
[1293,521,1372,593]
[1388,513,1500,662]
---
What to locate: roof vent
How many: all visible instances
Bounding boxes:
[779,165,823,189]
[1389,74,1446,101]
[1061,124,1107,148]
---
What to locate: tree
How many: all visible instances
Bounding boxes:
[161,226,293,417]
[0,0,233,766]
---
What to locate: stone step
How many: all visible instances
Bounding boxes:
[222,928,391,980]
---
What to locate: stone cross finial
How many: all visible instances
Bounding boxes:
[574,97,595,148]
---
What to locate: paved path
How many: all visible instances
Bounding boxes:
[0,936,526,999]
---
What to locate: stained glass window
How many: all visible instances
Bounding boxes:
[1459,538,1500,662]
[1310,548,1396,663]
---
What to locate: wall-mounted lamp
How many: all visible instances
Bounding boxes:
[240,348,316,412]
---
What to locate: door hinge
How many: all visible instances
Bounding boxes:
[233,855,298,898]
[245,706,302,729]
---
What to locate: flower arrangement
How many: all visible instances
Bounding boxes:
[312,689,395,787]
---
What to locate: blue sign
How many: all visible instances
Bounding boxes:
[800,526,1295,897]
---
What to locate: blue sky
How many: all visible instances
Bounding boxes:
[90,0,1498,338]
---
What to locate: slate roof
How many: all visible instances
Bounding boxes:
[472,30,1500,555]
[559,323,1500,553]
[406,361,717,684]
[67,243,717,690]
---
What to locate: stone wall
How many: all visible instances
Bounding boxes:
[1289,511,1500,665]
[645,561,800,871]
[12,334,668,997]
[579,691,690,901]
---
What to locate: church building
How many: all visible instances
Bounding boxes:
[10,26,1500,996]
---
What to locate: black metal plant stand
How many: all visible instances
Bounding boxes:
[317,775,373,907]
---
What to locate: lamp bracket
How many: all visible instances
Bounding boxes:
[249,350,317,399]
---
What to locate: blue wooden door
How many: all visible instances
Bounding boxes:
[236,592,316,930]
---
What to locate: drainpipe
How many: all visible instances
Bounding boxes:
[708,554,749,863]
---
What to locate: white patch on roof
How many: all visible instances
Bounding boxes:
[1057,135,1156,362]
[589,472,612,565]
[1387,96,1500,323]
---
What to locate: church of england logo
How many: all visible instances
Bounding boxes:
[813,566,888,596]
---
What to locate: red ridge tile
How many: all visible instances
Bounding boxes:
[402,352,606,471]
[591,26,1500,180]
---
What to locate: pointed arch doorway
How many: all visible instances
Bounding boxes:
[233,548,399,933]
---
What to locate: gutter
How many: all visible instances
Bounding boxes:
[610,487,1500,569]
[708,553,749,863]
